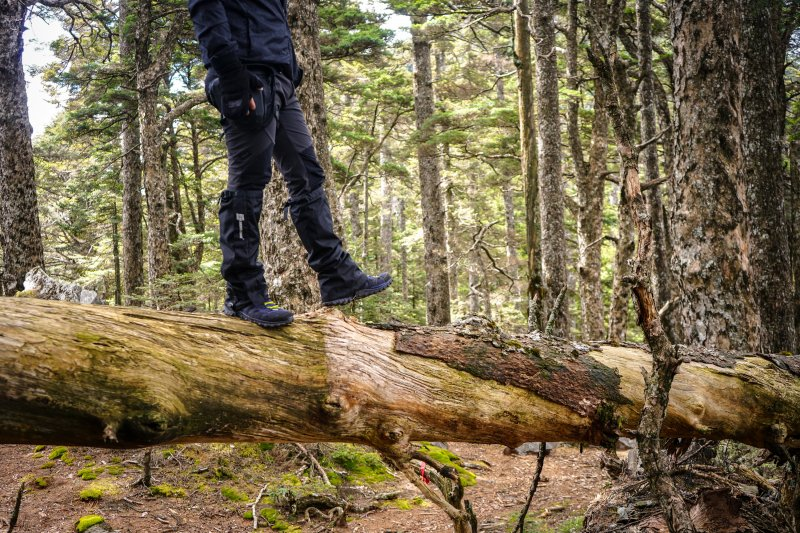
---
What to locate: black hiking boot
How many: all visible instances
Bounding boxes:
[321,272,393,306]
[223,298,294,328]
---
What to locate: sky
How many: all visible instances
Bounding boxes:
[21,2,408,137]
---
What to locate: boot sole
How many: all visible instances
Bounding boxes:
[322,277,393,307]
[223,306,294,328]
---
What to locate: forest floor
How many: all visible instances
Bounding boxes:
[0,442,610,533]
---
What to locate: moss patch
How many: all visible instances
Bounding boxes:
[79,487,103,501]
[33,445,46,452]
[75,515,104,532]
[221,486,249,502]
[77,467,103,481]
[49,446,68,460]
[383,496,427,510]
[259,508,301,532]
[418,443,477,486]
[149,484,186,498]
[40,461,55,469]
[325,444,393,485]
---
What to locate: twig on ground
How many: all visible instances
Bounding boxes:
[250,482,270,530]
[512,444,547,533]
[295,444,332,486]
[6,483,24,533]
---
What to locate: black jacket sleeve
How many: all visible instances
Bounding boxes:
[187,0,239,71]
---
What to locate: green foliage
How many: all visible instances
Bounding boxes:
[259,508,301,532]
[75,515,104,532]
[76,467,101,481]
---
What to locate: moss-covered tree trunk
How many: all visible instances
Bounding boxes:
[2,298,800,451]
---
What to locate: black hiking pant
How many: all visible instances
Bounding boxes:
[206,67,360,308]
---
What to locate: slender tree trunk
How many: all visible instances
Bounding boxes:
[671,0,760,351]
[119,0,144,305]
[532,0,568,336]
[411,14,450,326]
[567,0,606,340]
[514,0,541,331]
[379,145,393,274]
[444,178,459,302]
[0,2,45,295]
[502,182,521,306]
[395,198,408,301]
[637,0,673,333]
[791,142,800,353]
[112,202,122,306]
[740,0,795,353]
[608,192,634,343]
[189,120,205,270]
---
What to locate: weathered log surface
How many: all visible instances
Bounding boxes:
[1,298,799,449]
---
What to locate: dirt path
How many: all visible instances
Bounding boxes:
[0,443,608,532]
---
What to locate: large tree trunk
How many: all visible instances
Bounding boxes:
[792,142,800,354]
[740,0,796,353]
[2,297,800,451]
[513,0,541,331]
[119,0,145,305]
[411,14,451,326]
[0,2,45,295]
[670,0,760,352]
[532,0,568,336]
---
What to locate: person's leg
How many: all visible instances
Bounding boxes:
[270,72,391,305]
[215,69,293,326]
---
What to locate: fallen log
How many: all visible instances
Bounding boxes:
[1,297,799,451]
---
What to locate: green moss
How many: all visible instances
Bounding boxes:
[75,515,104,532]
[106,465,124,476]
[243,510,254,520]
[558,516,584,533]
[84,455,94,460]
[383,497,427,510]
[61,453,75,465]
[258,508,300,531]
[211,465,234,480]
[221,486,249,502]
[327,444,393,484]
[418,443,477,487]
[76,467,99,481]
[326,470,342,486]
[149,484,186,498]
[280,473,302,487]
[75,332,102,343]
[40,461,55,469]
[259,443,275,452]
[35,477,50,488]
[32,452,44,459]
[79,487,103,501]
[15,289,39,298]
[49,446,68,460]
[110,456,122,464]
[33,445,46,452]
[162,448,176,459]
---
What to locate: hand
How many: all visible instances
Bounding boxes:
[218,67,263,119]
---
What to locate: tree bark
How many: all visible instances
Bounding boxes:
[0,2,45,295]
[740,0,796,353]
[513,0,541,332]
[532,0,568,336]
[411,14,451,326]
[637,0,673,331]
[3,297,800,451]
[567,0,606,341]
[379,141,393,274]
[670,0,760,352]
[792,142,800,353]
[608,191,634,343]
[119,0,145,305]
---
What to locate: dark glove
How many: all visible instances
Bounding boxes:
[210,49,263,120]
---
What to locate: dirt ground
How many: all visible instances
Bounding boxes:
[0,443,609,533]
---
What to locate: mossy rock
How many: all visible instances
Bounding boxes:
[418,443,477,487]
[75,515,104,533]
[149,484,186,498]
[325,444,393,485]
[221,486,249,502]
